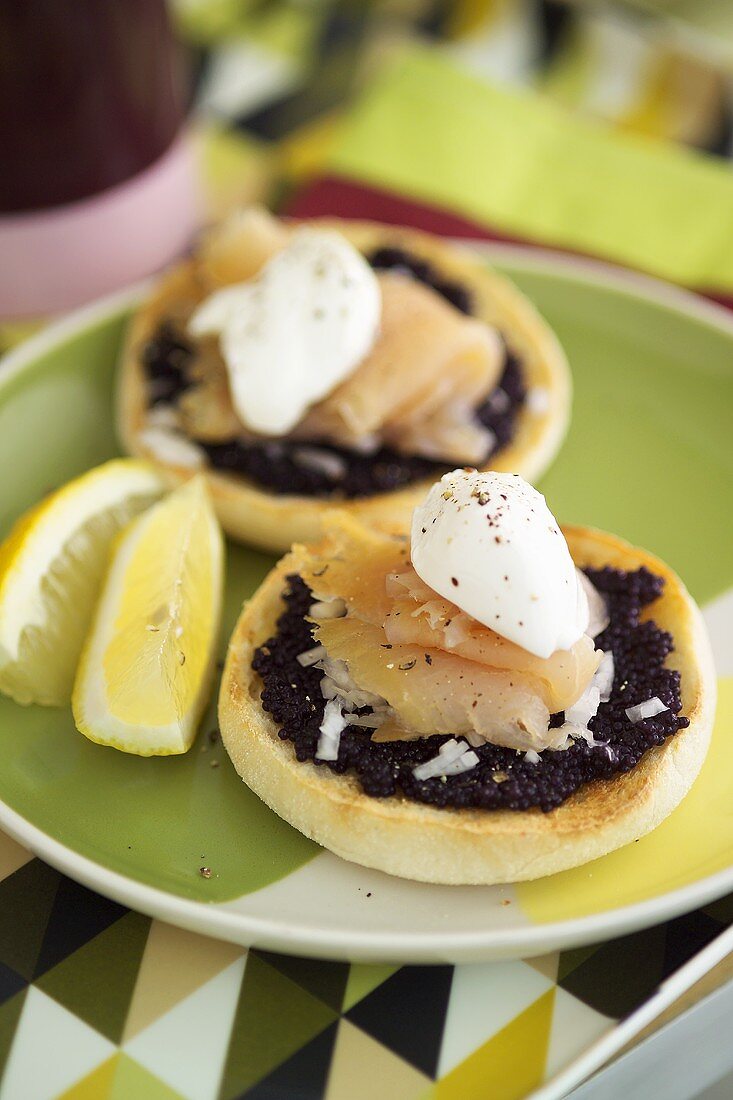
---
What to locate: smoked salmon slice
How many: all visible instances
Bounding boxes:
[296,272,503,463]
[299,516,409,625]
[298,517,599,751]
[313,616,562,752]
[199,208,290,290]
[383,567,600,713]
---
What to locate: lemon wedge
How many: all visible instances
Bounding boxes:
[0,459,165,706]
[72,477,224,755]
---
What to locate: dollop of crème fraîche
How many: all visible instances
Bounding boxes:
[189,227,382,436]
[411,469,589,659]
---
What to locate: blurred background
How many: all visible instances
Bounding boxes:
[3,0,733,341]
[177,0,733,206]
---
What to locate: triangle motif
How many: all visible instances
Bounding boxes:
[0,859,60,980]
[346,965,453,1078]
[254,949,349,1012]
[219,952,337,1099]
[58,1054,118,1100]
[544,987,612,1080]
[662,911,723,978]
[435,988,555,1100]
[246,1020,339,1099]
[0,833,32,882]
[437,961,554,1079]
[342,963,399,1012]
[325,1019,432,1100]
[125,956,245,1100]
[556,944,599,984]
[1,986,114,1100]
[527,953,560,983]
[34,875,127,979]
[0,989,28,1081]
[559,925,666,1017]
[123,920,244,1041]
[37,910,150,1044]
[703,895,733,925]
[0,962,26,1008]
[110,1053,184,1100]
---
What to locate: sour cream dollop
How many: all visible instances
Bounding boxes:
[410,470,589,659]
[189,228,381,436]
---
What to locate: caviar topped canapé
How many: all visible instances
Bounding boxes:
[119,209,569,551]
[253,472,688,812]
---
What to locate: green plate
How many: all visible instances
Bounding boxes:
[0,249,731,963]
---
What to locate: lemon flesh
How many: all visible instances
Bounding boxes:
[0,460,165,706]
[73,477,224,755]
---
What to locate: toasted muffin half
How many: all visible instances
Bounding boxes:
[117,216,570,553]
[218,526,715,885]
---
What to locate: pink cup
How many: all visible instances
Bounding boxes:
[0,134,200,318]
[0,0,198,319]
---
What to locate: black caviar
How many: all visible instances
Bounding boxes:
[367,245,472,314]
[251,570,689,813]
[139,247,526,498]
[141,322,194,406]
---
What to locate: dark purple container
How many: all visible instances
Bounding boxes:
[0,0,190,213]
[0,0,200,317]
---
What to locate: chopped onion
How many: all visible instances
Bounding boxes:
[296,644,327,667]
[320,677,338,700]
[413,738,478,780]
[439,751,480,776]
[577,571,610,639]
[293,447,346,480]
[566,684,601,730]
[316,656,386,710]
[346,713,384,729]
[320,679,380,710]
[625,697,668,723]
[477,426,496,458]
[489,387,510,412]
[526,388,549,415]
[315,732,341,761]
[146,405,179,430]
[558,720,605,748]
[309,598,346,620]
[438,738,469,762]
[564,648,614,732]
[316,699,348,760]
[138,427,204,470]
[596,650,615,703]
[524,749,541,764]
[350,433,379,454]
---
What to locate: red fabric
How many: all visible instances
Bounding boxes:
[287,176,510,241]
[287,175,733,312]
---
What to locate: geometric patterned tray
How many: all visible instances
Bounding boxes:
[0,832,731,1099]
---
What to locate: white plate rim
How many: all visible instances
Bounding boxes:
[1,246,731,963]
